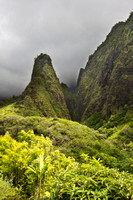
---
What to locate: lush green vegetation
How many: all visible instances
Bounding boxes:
[0,103,133,173]
[76,12,133,123]
[61,83,77,121]
[0,130,133,199]
[83,105,133,129]
[0,179,20,200]
[16,53,70,119]
[0,98,133,199]
[0,13,133,200]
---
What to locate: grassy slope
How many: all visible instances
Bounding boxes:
[0,109,99,160]
[0,102,133,173]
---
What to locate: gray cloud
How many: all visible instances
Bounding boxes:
[0,0,133,98]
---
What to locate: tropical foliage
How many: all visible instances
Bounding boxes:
[0,12,133,200]
[0,130,133,199]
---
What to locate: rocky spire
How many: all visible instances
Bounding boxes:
[17,53,70,119]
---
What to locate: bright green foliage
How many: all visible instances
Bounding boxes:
[0,115,99,159]
[0,178,20,200]
[0,103,20,116]
[0,131,133,199]
[0,130,53,198]
[97,119,133,172]
[0,13,133,200]
[0,112,133,173]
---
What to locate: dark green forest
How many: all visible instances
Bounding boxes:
[0,13,133,199]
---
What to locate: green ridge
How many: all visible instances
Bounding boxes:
[0,13,133,199]
[17,53,70,119]
[75,12,133,126]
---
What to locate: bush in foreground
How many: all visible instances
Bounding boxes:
[0,130,133,199]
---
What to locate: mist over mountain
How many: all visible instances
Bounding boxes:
[0,0,133,99]
[0,12,133,199]
[1,12,133,124]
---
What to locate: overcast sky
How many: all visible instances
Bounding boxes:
[0,0,133,99]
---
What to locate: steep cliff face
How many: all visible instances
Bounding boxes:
[61,83,77,120]
[13,13,133,125]
[76,13,133,125]
[17,54,70,119]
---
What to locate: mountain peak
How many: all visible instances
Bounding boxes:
[35,53,52,66]
[31,53,53,80]
[17,53,70,119]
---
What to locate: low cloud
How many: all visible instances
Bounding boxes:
[0,0,132,98]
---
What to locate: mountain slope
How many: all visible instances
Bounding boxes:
[76,12,133,125]
[0,13,133,200]
[17,53,70,119]
[61,83,77,120]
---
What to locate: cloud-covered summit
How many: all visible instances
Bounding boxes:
[0,0,133,99]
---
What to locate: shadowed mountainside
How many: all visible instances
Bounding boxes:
[74,12,133,126]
